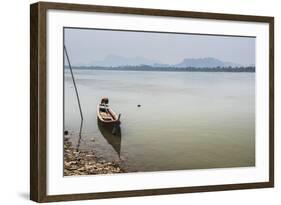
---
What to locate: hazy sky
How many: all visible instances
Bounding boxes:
[64,28,255,66]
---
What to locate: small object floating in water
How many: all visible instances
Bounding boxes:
[91,138,95,142]
[97,97,121,135]
[137,104,141,107]
[64,130,69,135]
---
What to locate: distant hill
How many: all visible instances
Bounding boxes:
[86,55,245,68]
[176,57,241,68]
[69,55,255,72]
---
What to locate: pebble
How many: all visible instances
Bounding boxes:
[63,138,123,176]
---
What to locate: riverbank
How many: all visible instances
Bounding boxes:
[64,137,123,176]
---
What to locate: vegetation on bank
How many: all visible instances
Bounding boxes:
[68,65,255,72]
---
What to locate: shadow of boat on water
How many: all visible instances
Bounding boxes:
[97,119,122,157]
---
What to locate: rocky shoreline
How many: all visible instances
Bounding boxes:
[64,137,123,176]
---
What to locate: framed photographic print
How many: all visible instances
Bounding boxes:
[30,1,274,202]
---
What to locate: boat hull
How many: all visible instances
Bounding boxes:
[97,116,120,127]
[97,104,121,129]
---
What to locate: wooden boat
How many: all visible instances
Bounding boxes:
[97,98,121,130]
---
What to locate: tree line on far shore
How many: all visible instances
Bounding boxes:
[68,65,255,72]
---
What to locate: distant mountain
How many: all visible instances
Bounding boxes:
[88,54,157,67]
[86,55,244,68]
[176,57,241,68]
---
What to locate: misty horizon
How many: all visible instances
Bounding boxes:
[64,28,255,67]
[69,55,254,68]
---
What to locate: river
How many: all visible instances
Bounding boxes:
[64,69,255,172]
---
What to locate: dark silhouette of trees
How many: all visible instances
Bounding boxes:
[69,65,255,73]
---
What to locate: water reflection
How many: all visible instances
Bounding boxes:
[97,120,122,157]
[75,120,83,151]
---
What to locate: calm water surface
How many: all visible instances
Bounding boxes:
[64,70,255,172]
